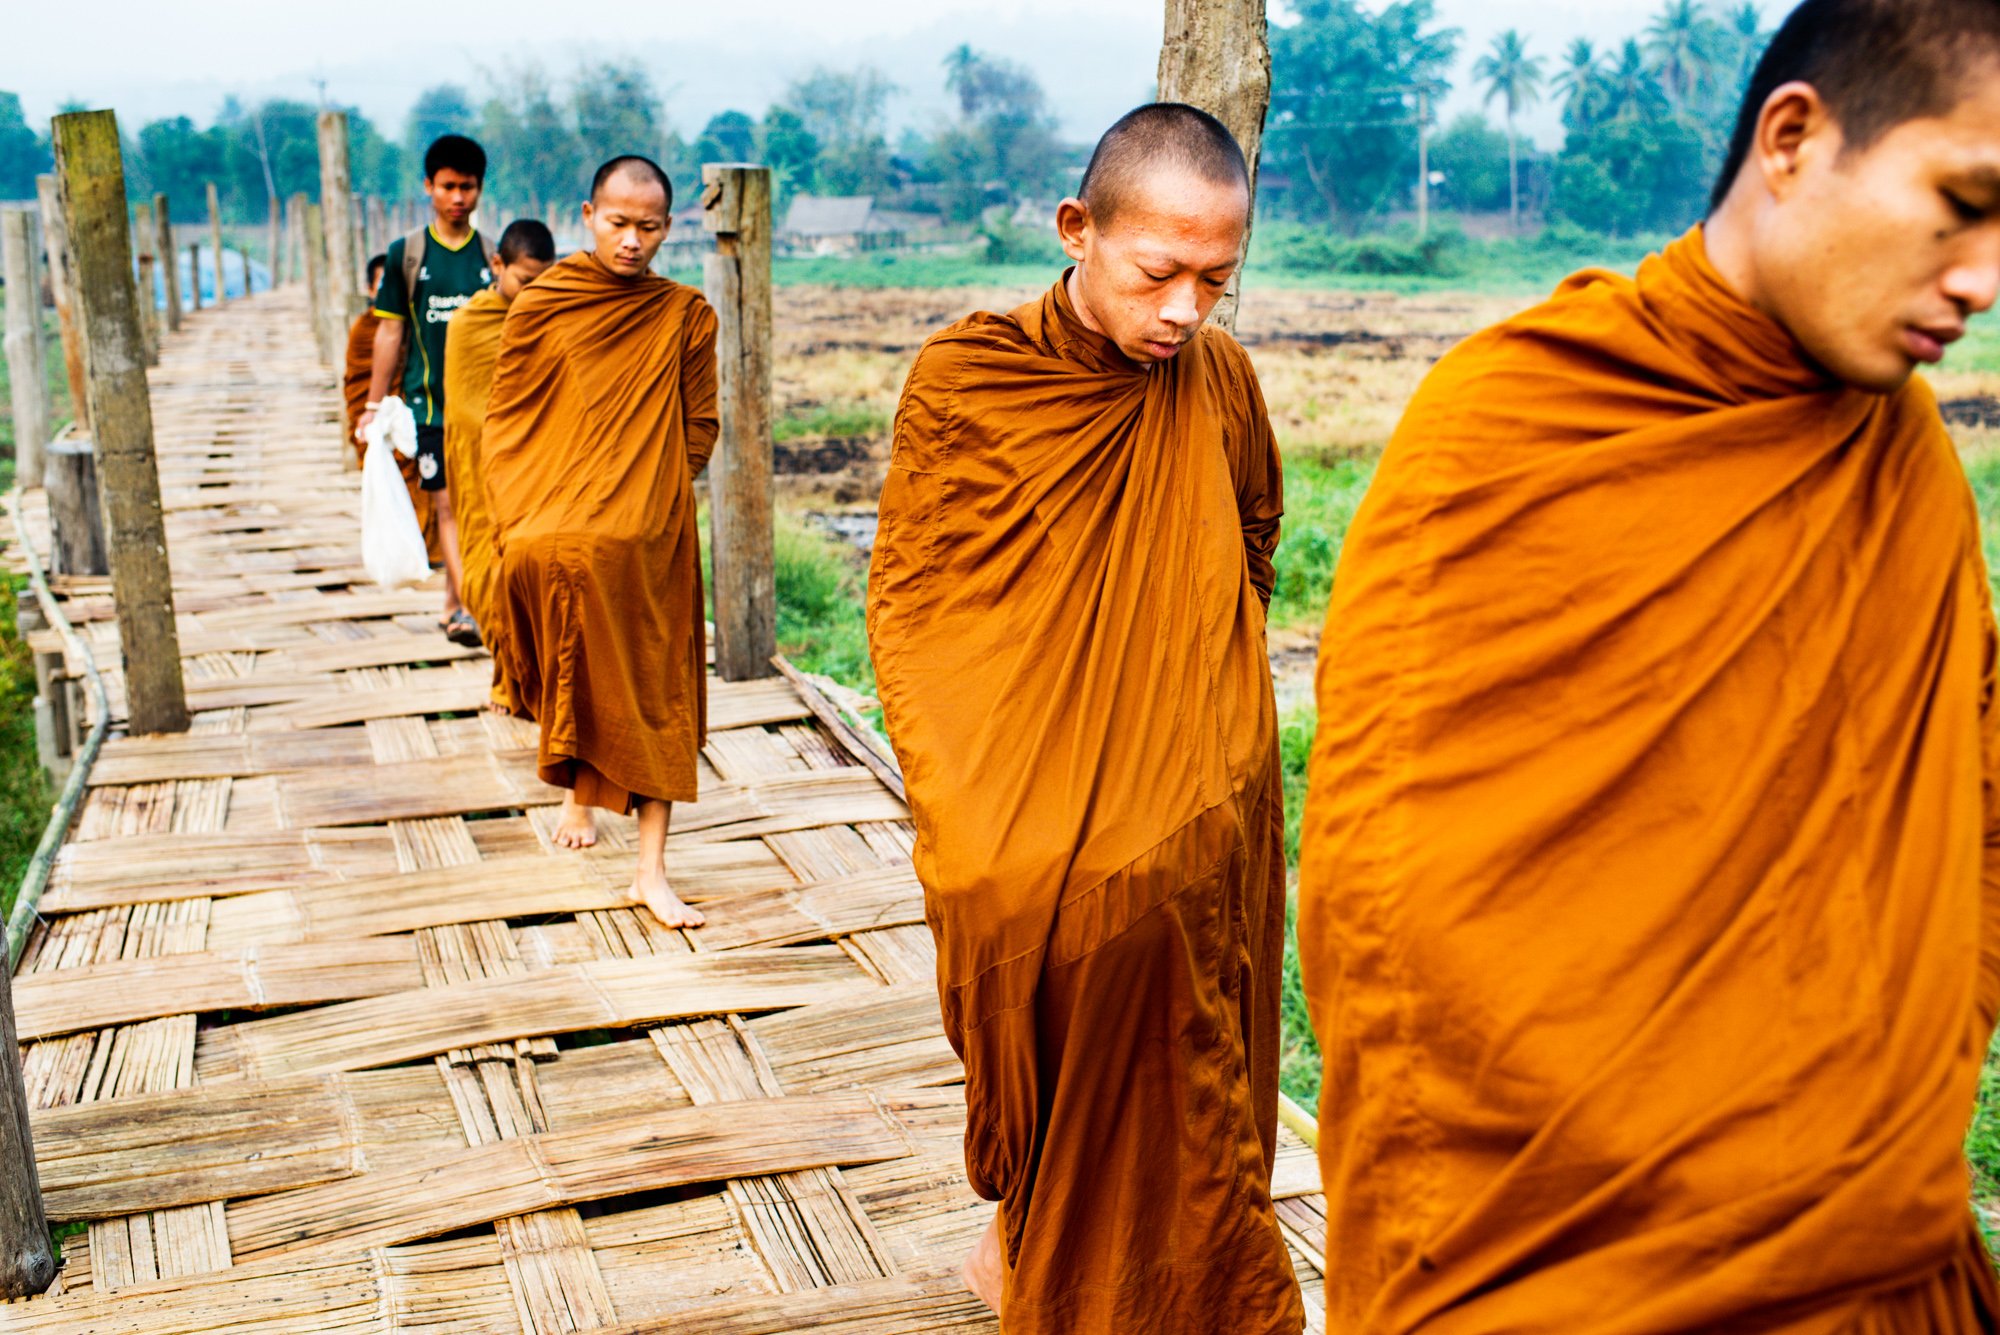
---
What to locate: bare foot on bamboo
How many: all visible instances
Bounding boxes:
[634,866,704,928]
[961,1214,1005,1316]
[552,794,597,849]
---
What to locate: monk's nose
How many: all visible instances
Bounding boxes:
[1944,235,2000,315]
[1160,283,1201,329]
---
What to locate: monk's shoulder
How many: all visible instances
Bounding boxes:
[1188,324,1266,406]
[905,311,1032,397]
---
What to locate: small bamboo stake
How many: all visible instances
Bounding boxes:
[206,181,225,307]
[153,192,180,332]
[2,207,50,489]
[703,163,777,681]
[187,243,201,312]
[287,190,307,289]
[34,174,88,433]
[53,109,189,735]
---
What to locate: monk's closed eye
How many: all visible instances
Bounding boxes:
[1943,190,1986,225]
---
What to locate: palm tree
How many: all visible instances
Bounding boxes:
[943,44,984,118]
[1553,37,1604,131]
[1725,3,1768,88]
[1645,0,1723,108]
[1603,39,1655,121]
[1474,29,1546,232]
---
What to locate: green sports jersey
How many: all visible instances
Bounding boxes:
[372,226,494,427]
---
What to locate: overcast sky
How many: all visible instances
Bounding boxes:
[9,0,1787,157]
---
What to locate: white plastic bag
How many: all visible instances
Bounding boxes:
[359,395,431,589]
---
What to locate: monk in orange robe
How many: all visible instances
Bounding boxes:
[482,156,714,929]
[869,105,1301,1334]
[345,254,437,560]
[442,219,554,707]
[1299,2,2000,1329]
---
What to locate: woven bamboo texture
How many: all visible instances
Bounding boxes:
[0,288,1334,1331]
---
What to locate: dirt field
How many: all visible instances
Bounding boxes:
[775,280,2000,517]
[771,284,1537,512]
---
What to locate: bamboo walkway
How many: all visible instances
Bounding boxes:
[0,287,1333,1332]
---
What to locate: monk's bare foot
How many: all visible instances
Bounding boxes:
[634,865,704,928]
[961,1214,1005,1315]
[481,698,513,716]
[552,794,597,849]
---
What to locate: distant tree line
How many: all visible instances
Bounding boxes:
[1263,0,1772,237]
[1,2,1771,240]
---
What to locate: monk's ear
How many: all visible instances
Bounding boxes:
[1055,198,1091,263]
[1753,80,1833,202]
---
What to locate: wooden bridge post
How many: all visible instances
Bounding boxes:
[187,243,201,312]
[287,190,307,292]
[53,109,189,735]
[266,193,280,292]
[35,175,88,434]
[1157,0,1269,332]
[153,193,180,333]
[316,112,361,370]
[2,207,50,490]
[206,181,225,306]
[239,245,253,297]
[702,164,777,682]
[303,201,327,365]
[132,200,159,366]
[0,963,54,1300]
[44,437,104,576]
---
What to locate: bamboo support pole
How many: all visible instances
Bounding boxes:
[188,242,201,311]
[34,175,87,434]
[288,190,307,291]
[1157,0,1269,331]
[206,180,225,306]
[267,193,280,292]
[53,109,189,735]
[2,207,50,489]
[702,164,777,682]
[153,193,180,332]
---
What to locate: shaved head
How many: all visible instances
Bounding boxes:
[589,155,674,214]
[1078,103,1249,228]
[1714,0,2000,208]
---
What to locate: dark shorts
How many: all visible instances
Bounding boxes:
[415,424,446,492]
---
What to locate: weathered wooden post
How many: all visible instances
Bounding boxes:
[701,164,777,681]
[2,208,50,490]
[266,193,280,292]
[1157,0,1269,332]
[206,181,225,306]
[187,243,201,311]
[44,438,104,575]
[0,962,54,1299]
[303,202,328,365]
[35,175,87,434]
[287,190,307,289]
[317,112,361,367]
[131,201,159,366]
[239,245,253,296]
[53,110,189,735]
[152,193,180,332]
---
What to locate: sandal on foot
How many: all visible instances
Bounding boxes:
[443,610,484,648]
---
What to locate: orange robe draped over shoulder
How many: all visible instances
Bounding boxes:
[1299,228,2000,1333]
[482,253,717,813]
[344,309,438,561]
[867,277,1304,1335]
[442,286,511,710]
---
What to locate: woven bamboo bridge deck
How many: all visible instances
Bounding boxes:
[0,286,1332,1333]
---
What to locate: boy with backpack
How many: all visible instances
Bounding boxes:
[354,133,498,645]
